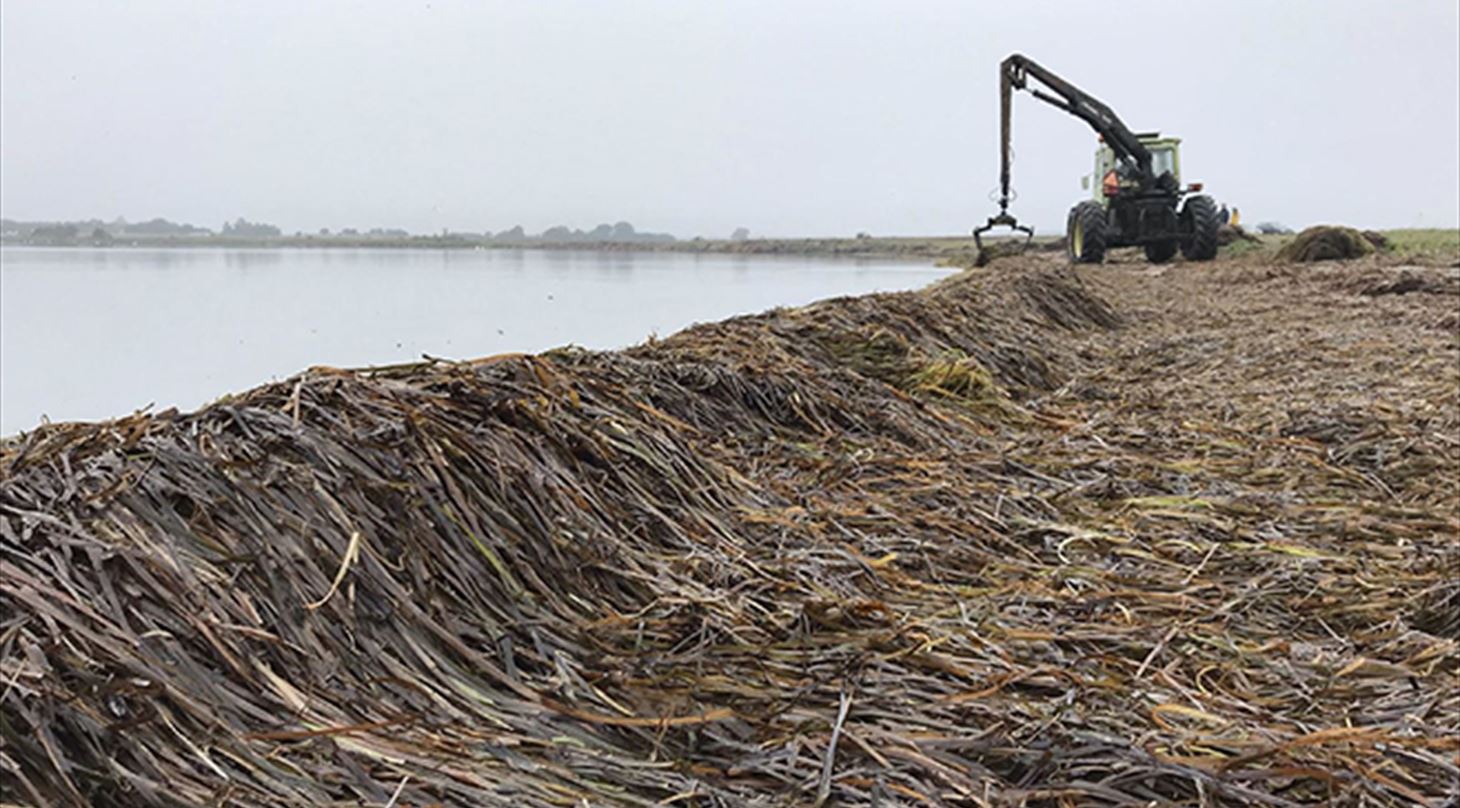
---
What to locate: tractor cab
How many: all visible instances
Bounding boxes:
[1082,133,1183,205]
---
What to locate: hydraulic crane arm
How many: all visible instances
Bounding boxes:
[993,54,1154,216]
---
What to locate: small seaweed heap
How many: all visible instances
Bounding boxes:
[1277,225,1377,262]
[3,258,1457,806]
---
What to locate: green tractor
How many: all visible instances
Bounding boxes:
[975,54,1222,265]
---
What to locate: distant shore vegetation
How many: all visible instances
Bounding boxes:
[0,216,685,247]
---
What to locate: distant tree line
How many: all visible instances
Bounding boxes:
[2,216,234,245]
[221,218,281,238]
[486,221,675,244]
[0,216,693,246]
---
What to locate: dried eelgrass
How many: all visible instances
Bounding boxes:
[3,257,1457,806]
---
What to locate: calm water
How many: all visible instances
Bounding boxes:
[1,247,950,435]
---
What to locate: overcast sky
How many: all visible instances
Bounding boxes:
[2,0,1457,237]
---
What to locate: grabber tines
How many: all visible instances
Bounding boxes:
[973,210,1035,266]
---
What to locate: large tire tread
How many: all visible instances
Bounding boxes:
[1067,201,1108,264]
[1182,195,1221,261]
[1144,240,1178,264]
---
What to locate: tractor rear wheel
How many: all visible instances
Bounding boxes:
[1181,195,1220,261]
[1067,201,1107,264]
[1144,240,1178,264]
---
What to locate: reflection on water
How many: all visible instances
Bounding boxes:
[0,247,951,434]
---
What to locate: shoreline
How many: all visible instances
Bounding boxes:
[7,228,1457,265]
[1,233,1054,263]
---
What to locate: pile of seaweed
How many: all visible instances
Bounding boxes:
[1277,225,1378,262]
[1216,224,1260,247]
[4,259,1458,807]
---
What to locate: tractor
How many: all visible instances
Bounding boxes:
[974,54,1222,264]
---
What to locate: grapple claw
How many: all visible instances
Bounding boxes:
[973,211,1035,266]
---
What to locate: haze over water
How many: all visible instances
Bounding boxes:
[0,247,951,435]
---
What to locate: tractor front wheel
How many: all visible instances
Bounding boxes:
[1067,201,1107,264]
[1144,240,1179,264]
[1181,195,1221,261]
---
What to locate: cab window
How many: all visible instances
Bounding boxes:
[1151,147,1176,178]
